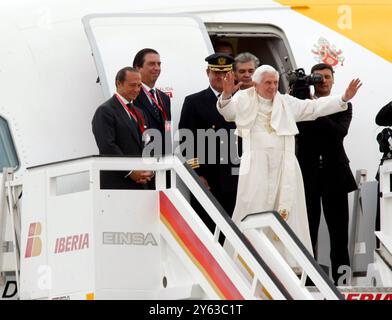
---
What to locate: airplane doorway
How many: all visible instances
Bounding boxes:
[0,116,19,172]
[206,23,296,93]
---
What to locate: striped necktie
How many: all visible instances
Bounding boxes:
[149,89,161,120]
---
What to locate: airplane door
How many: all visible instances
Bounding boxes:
[82,14,214,133]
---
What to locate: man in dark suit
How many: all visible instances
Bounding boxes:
[179,53,240,233]
[213,40,234,57]
[374,100,392,245]
[296,63,357,284]
[92,67,154,189]
[133,48,172,156]
[376,101,392,126]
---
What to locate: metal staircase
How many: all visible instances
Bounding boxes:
[156,156,341,300]
[2,155,343,299]
[0,168,21,297]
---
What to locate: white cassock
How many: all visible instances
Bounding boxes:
[217,87,348,265]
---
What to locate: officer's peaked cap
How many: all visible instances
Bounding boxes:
[205,53,234,72]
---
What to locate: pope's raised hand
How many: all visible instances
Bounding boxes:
[222,71,236,99]
[342,78,362,102]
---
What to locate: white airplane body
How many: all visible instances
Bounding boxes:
[0,0,391,179]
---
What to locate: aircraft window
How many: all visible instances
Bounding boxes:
[0,116,19,172]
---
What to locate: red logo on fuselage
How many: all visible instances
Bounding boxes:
[54,233,89,254]
[312,37,345,67]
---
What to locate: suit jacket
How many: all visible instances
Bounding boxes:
[92,95,149,189]
[134,88,172,155]
[296,102,357,193]
[375,101,392,126]
[179,87,239,194]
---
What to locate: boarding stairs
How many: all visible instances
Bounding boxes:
[0,168,21,299]
[1,155,343,299]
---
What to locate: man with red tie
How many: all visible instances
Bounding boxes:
[92,67,154,189]
[133,48,172,156]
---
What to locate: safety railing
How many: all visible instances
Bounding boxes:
[14,155,343,299]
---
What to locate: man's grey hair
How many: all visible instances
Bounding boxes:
[252,65,279,84]
[234,52,260,70]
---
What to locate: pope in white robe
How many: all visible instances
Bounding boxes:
[217,65,362,264]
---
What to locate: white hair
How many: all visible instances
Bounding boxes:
[251,65,279,84]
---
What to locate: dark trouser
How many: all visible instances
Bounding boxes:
[375,167,381,248]
[306,183,350,284]
[190,186,237,250]
[213,189,237,219]
[191,189,236,233]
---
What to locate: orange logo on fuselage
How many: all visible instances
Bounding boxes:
[25,222,42,258]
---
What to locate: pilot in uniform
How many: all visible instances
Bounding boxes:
[179,53,240,233]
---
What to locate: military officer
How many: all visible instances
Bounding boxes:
[179,53,240,233]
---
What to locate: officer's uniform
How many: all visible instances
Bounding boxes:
[179,53,240,233]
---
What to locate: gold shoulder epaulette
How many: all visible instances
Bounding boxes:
[186,158,200,169]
